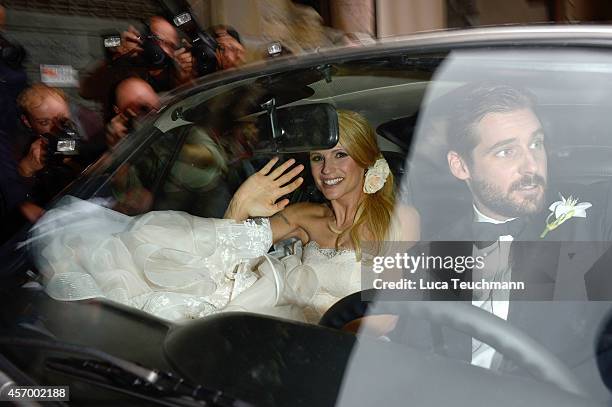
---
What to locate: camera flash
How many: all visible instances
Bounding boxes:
[267,42,282,56]
[57,139,77,153]
[173,13,191,27]
[104,36,121,48]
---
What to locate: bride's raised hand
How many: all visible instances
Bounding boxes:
[225,157,304,220]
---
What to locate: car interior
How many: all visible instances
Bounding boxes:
[3,44,612,406]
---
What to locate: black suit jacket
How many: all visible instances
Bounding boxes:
[425,181,612,300]
[393,181,612,392]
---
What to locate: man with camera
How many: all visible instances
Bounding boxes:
[114,16,194,92]
[0,84,104,240]
[80,16,194,123]
[108,16,194,91]
[105,76,160,148]
[1,84,66,241]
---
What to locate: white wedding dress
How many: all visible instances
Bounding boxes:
[29,197,361,323]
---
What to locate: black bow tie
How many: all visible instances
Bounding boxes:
[472,219,525,249]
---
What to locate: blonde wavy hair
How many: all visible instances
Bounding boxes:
[334,110,395,260]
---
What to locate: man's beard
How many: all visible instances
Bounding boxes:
[471,174,547,218]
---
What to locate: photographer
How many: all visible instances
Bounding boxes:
[80,16,194,119]
[105,77,160,148]
[119,16,195,87]
[10,84,103,220]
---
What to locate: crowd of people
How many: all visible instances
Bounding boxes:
[0,1,378,245]
[0,8,247,243]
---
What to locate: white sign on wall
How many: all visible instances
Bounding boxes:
[40,64,79,87]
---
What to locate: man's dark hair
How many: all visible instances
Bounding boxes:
[447,82,536,160]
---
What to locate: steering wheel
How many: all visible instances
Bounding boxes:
[319,290,587,397]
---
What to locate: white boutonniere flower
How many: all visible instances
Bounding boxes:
[540,194,592,238]
[363,158,390,194]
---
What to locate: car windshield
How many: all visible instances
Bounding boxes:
[7,38,612,406]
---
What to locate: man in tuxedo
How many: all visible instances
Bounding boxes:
[396,83,612,396]
[437,83,612,295]
[441,83,612,243]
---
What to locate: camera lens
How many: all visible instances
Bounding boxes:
[142,35,168,67]
[192,32,218,76]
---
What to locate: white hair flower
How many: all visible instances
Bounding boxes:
[363,158,390,194]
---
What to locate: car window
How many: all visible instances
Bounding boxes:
[359,46,612,402]
[13,40,612,406]
[403,48,612,238]
[89,126,186,215]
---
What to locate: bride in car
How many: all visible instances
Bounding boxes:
[33,110,420,323]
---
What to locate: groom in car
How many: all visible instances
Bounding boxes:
[433,83,612,297]
[441,82,612,244]
[399,82,612,382]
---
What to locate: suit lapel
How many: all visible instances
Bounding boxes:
[426,216,476,361]
[427,181,612,365]
[508,241,559,302]
[430,212,561,362]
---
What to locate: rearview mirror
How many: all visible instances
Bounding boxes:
[254,103,339,153]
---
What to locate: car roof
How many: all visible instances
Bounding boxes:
[376,24,612,47]
[162,25,612,106]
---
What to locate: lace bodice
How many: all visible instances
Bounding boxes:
[302,242,360,293]
[301,241,362,323]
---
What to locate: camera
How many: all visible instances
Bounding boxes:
[35,119,84,204]
[0,33,26,69]
[172,12,218,76]
[102,26,171,69]
[190,30,218,76]
[44,118,81,158]
[140,26,171,68]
